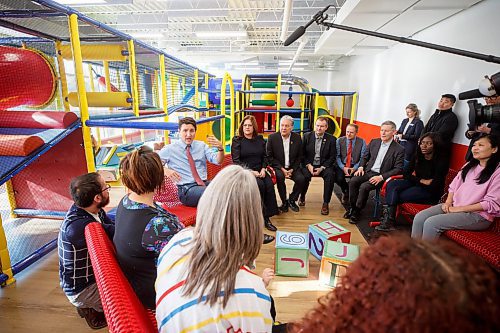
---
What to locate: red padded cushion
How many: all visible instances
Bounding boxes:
[0,111,78,128]
[154,176,197,226]
[207,154,233,180]
[444,219,500,269]
[163,204,197,227]
[400,203,432,217]
[0,134,44,156]
[85,223,157,333]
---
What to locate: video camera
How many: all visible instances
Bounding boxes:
[459,72,500,130]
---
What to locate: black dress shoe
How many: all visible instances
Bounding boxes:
[263,234,275,244]
[264,218,277,232]
[289,200,300,212]
[298,198,306,206]
[343,208,352,219]
[349,209,360,224]
[279,201,289,213]
[77,307,107,330]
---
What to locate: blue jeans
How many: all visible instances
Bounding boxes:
[384,179,435,206]
[178,181,210,207]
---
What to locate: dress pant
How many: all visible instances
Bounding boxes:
[348,170,383,210]
[255,173,279,218]
[334,165,350,194]
[274,167,305,203]
[301,166,335,204]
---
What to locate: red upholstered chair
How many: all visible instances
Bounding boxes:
[207,154,233,180]
[85,222,157,333]
[444,218,500,270]
[398,169,458,224]
[154,176,197,227]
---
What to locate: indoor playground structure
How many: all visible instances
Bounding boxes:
[0,1,358,286]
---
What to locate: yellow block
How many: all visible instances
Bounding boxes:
[59,44,127,61]
[67,92,132,107]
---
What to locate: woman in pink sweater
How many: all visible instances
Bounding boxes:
[412,134,499,240]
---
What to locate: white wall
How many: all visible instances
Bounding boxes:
[327,0,500,145]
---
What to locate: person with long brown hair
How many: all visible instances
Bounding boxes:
[114,146,184,309]
[155,165,273,332]
[232,114,279,240]
[289,235,499,333]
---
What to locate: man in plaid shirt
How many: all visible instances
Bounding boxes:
[58,172,114,329]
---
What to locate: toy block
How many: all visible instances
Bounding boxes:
[319,240,360,287]
[308,220,351,260]
[275,231,309,277]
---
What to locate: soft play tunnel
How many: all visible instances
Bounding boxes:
[0,45,57,110]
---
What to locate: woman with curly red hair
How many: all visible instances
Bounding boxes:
[289,235,499,333]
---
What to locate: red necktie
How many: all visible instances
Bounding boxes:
[186,145,205,186]
[346,140,353,168]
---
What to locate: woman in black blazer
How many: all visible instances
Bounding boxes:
[231,115,280,235]
[396,103,424,163]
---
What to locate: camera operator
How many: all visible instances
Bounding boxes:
[465,95,500,161]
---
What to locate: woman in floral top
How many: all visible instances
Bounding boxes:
[113,146,183,309]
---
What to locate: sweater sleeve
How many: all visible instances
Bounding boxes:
[480,170,500,215]
[448,169,463,194]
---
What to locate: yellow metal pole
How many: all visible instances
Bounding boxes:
[339,95,345,128]
[220,72,234,148]
[96,128,102,146]
[300,93,305,137]
[351,93,358,122]
[5,180,17,219]
[159,54,169,144]
[194,69,199,113]
[204,73,209,109]
[55,41,70,112]
[275,74,281,131]
[314,92,319,123]
[0,215,15,285]
[127,40,140,117]
[69,13,95,172]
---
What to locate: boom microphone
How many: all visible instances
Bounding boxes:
[459,89,484,100]
[284,5,332,46]
[284,26,306,47]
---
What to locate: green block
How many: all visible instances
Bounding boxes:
[275,231,309,277]
[323,240,360,263]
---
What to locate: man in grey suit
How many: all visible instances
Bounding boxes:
[335,123,366,204]
[345,121,404,224]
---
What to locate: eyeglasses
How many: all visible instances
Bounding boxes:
[99,184,111,193]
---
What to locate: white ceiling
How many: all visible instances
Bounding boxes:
[0,0,486,72]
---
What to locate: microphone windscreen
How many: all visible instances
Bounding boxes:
[458,89,484,100]
[284,26,306,46]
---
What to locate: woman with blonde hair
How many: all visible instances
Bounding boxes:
[155,165,273,332]
[395,103,424,163]
[114,146,184,309]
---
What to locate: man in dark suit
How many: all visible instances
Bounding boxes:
[345,121,404,224]
[299,117,336,215]
[335,123,366,205]
[421,94,458,159]
[266,115,305,212]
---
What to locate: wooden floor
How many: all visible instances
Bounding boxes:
[0,178,366,331]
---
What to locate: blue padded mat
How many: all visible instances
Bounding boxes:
[0,124,79,185]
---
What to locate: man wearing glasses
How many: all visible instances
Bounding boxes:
[58,173,115,330]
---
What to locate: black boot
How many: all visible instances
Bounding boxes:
[376,205,396,231]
